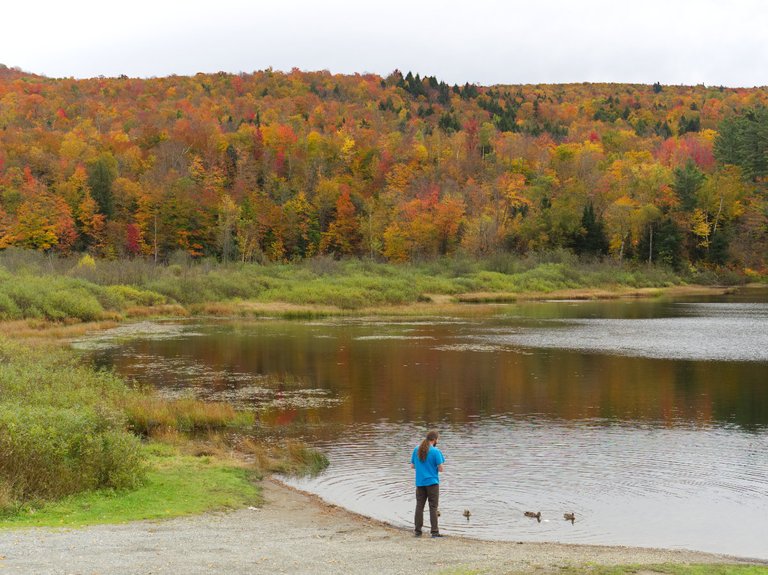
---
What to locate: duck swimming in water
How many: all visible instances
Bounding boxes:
[463,509,471,520]
[564,512,575,523]
[524,511,541,522]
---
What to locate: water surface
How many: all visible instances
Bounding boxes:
[84,291,768,559]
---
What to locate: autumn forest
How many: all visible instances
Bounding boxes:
[0,64,766,272]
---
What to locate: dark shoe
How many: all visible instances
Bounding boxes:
[414,531,422,537]
[431,533,444,538]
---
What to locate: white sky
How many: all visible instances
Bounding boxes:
[2,0,767,87]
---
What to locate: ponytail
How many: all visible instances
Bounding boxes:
[417,430,439,462]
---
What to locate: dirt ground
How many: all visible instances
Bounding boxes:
[0,478,759,575]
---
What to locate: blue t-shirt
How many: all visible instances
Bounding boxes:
[411,445,445,487]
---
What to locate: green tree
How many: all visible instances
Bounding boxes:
[572,202,609,256]
[87,152,118,217]
[714,106,768,181]
[672,160,705,212]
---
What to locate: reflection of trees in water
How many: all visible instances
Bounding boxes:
[98,321,768,433]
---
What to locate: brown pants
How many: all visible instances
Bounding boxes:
[414,483,440,534]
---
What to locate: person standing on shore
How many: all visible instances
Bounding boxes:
[410,429,445,538]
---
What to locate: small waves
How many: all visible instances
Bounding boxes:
[284,420,768,559]
[474,314,768,361]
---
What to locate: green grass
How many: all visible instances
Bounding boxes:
[553,566,768,575]
[439,566,768,575]
[0,445,261,528]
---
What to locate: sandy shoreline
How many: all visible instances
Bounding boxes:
[0,478,762,575]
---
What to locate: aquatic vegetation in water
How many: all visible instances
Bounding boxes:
[71,321,203,351]
[431,342,533,354]
[354,335,436,341]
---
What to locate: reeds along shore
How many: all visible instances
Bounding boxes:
[1,247,757,323]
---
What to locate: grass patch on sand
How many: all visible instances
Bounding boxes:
[0,443,261,528]
[441,566,768,575]
[554,565,768,575]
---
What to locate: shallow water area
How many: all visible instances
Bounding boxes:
[86,289,768,559]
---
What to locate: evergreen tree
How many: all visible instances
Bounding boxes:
[636,218,683,269]
[672,160,705,212]
[655,120,673,139]
[715,106,768,181]
[573,202,609,256]
[86,153,118,218]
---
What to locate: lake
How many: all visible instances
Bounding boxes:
[81,289,768,559]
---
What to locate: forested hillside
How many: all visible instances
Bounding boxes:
[0,64,766,271]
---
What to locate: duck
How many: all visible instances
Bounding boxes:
[564,512,575,523]
[463,509,471,519]
[524,511,541,521]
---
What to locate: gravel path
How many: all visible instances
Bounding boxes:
[0,479,759,575]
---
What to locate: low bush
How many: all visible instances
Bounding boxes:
[104,285,166,307]
[0,274,105,321]
[0,405,144,501]
[0,339,145,507]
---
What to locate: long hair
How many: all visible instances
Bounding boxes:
[417,430,439,462]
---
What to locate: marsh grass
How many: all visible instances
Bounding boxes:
[123,395,255,436]
[0,319,121,342]
[0,248,719,323]
[258,372,312,390]
[239,438,329,477]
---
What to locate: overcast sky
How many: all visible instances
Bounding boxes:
[2,0,767,87]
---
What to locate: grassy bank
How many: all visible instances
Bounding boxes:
[2,248,757,322]
[0,444,260,528]
[0,335,328,526]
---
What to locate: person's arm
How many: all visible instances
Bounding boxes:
[437,463,444,472]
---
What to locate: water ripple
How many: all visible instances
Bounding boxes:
[285,420,768,559]
[476,312,768,361]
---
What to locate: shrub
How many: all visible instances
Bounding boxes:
[0,405,145,502]
[104,285,166,307]
[76,254,97,269]
[0,275,104,321]
[0,291,21,320]
[0,338,145,505]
